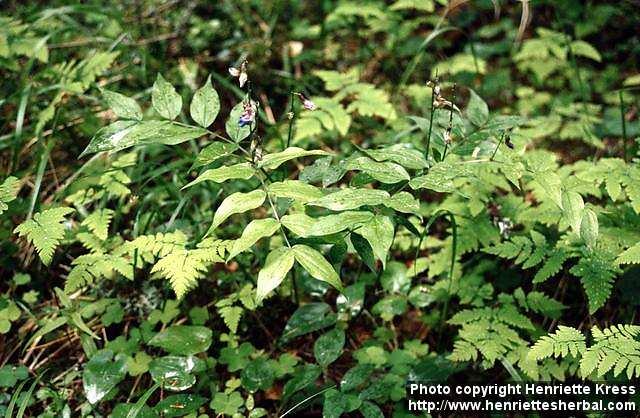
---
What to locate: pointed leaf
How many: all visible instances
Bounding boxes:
[148,325,212,356]
[308,188,389,211]
[228,218,280,260]
[258,147,332,170]
[208,190,266,233]
[256,247,295,302]
[267,180,323,203]
[183,163,255,189]
[190,75,220,127]
[292,244,343,291]
[103,90,142,121]
[193,142,238,168]
[152,74,182,120]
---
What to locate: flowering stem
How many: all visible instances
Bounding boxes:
[424,82,436,167]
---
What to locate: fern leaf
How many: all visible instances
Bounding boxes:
[616,243,640,264]
[151,247,224,299]
[533,250,567,283]
[528,326,586,361]
[570,251,619,314]
[81,209,114,240]
[65,254,132,293]
[14,207,74,265]
[219,306,243,334]
[0,176,20,215]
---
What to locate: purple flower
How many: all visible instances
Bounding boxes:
[296,92,316,111]
[238,101,256,127]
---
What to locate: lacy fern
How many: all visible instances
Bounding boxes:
[14,207,74,265]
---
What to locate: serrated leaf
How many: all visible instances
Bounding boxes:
[228,218,280,260]
[580,209,598,247]
[256,247,295,302]
[0,176,20,215]
[190,75,220,127]
[561,191,584,232]
[152,74,182,120]
[14,207,74,265]
[616,243,640,265]
[103,90,142,121]
[81,209,114,240]
[258,147,332,170]
[208,190,266,233]
[183,163,255,189]
[292,245,343,292]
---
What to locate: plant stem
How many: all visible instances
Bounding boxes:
[425,80,436,166]
[490,131,506,161]
[620,90,628,161]
[286,91,296,149]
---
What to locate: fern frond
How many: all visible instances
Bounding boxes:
[151,247,224,299]
[65,254,132,293]
[533,250,568,283]
[219,306,243,334]
[580,325,640,379]
[616,242,640,265]
[14,207,74,265]
[569,251,619,314]
[528,326,586,361]
[81,209,114,241]
[0,176,19,215]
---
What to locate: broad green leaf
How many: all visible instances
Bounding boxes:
[241,358,275,392]
[380,261,410,294]
[81,121,207,156]
[308,211,374,236]
[308,188,389,211]
[561,191,584,232]
[351,233,377,272]
[258,147,332,170]
[256,247,295,302]
[228,218,280,260]
[208,190,266,233]
[152,74,182,120]
[155,394,206,418]
[267,180,323,203]
[344,157,410,184]
[149,355,205,391]
[190,75,220,127]
[103,90,142,121]
[282,364,322,401]
[385,191,420,213]
[292,244,343,291]
[225,100,253,142]
[83,350,127,404]
[314,328,345,368]
[357,215,394,268]
[409,162,469,192]
[580,209,598,248]
[362,145,427,169]
[193,142,238,168]
[280,303,337,343]
[80,120,137,156]
[280,213,316,237]
[148,325,212,355]
[182,163,255,189]
[467,89,489,126]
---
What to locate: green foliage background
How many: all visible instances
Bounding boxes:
[1,0,640,416]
